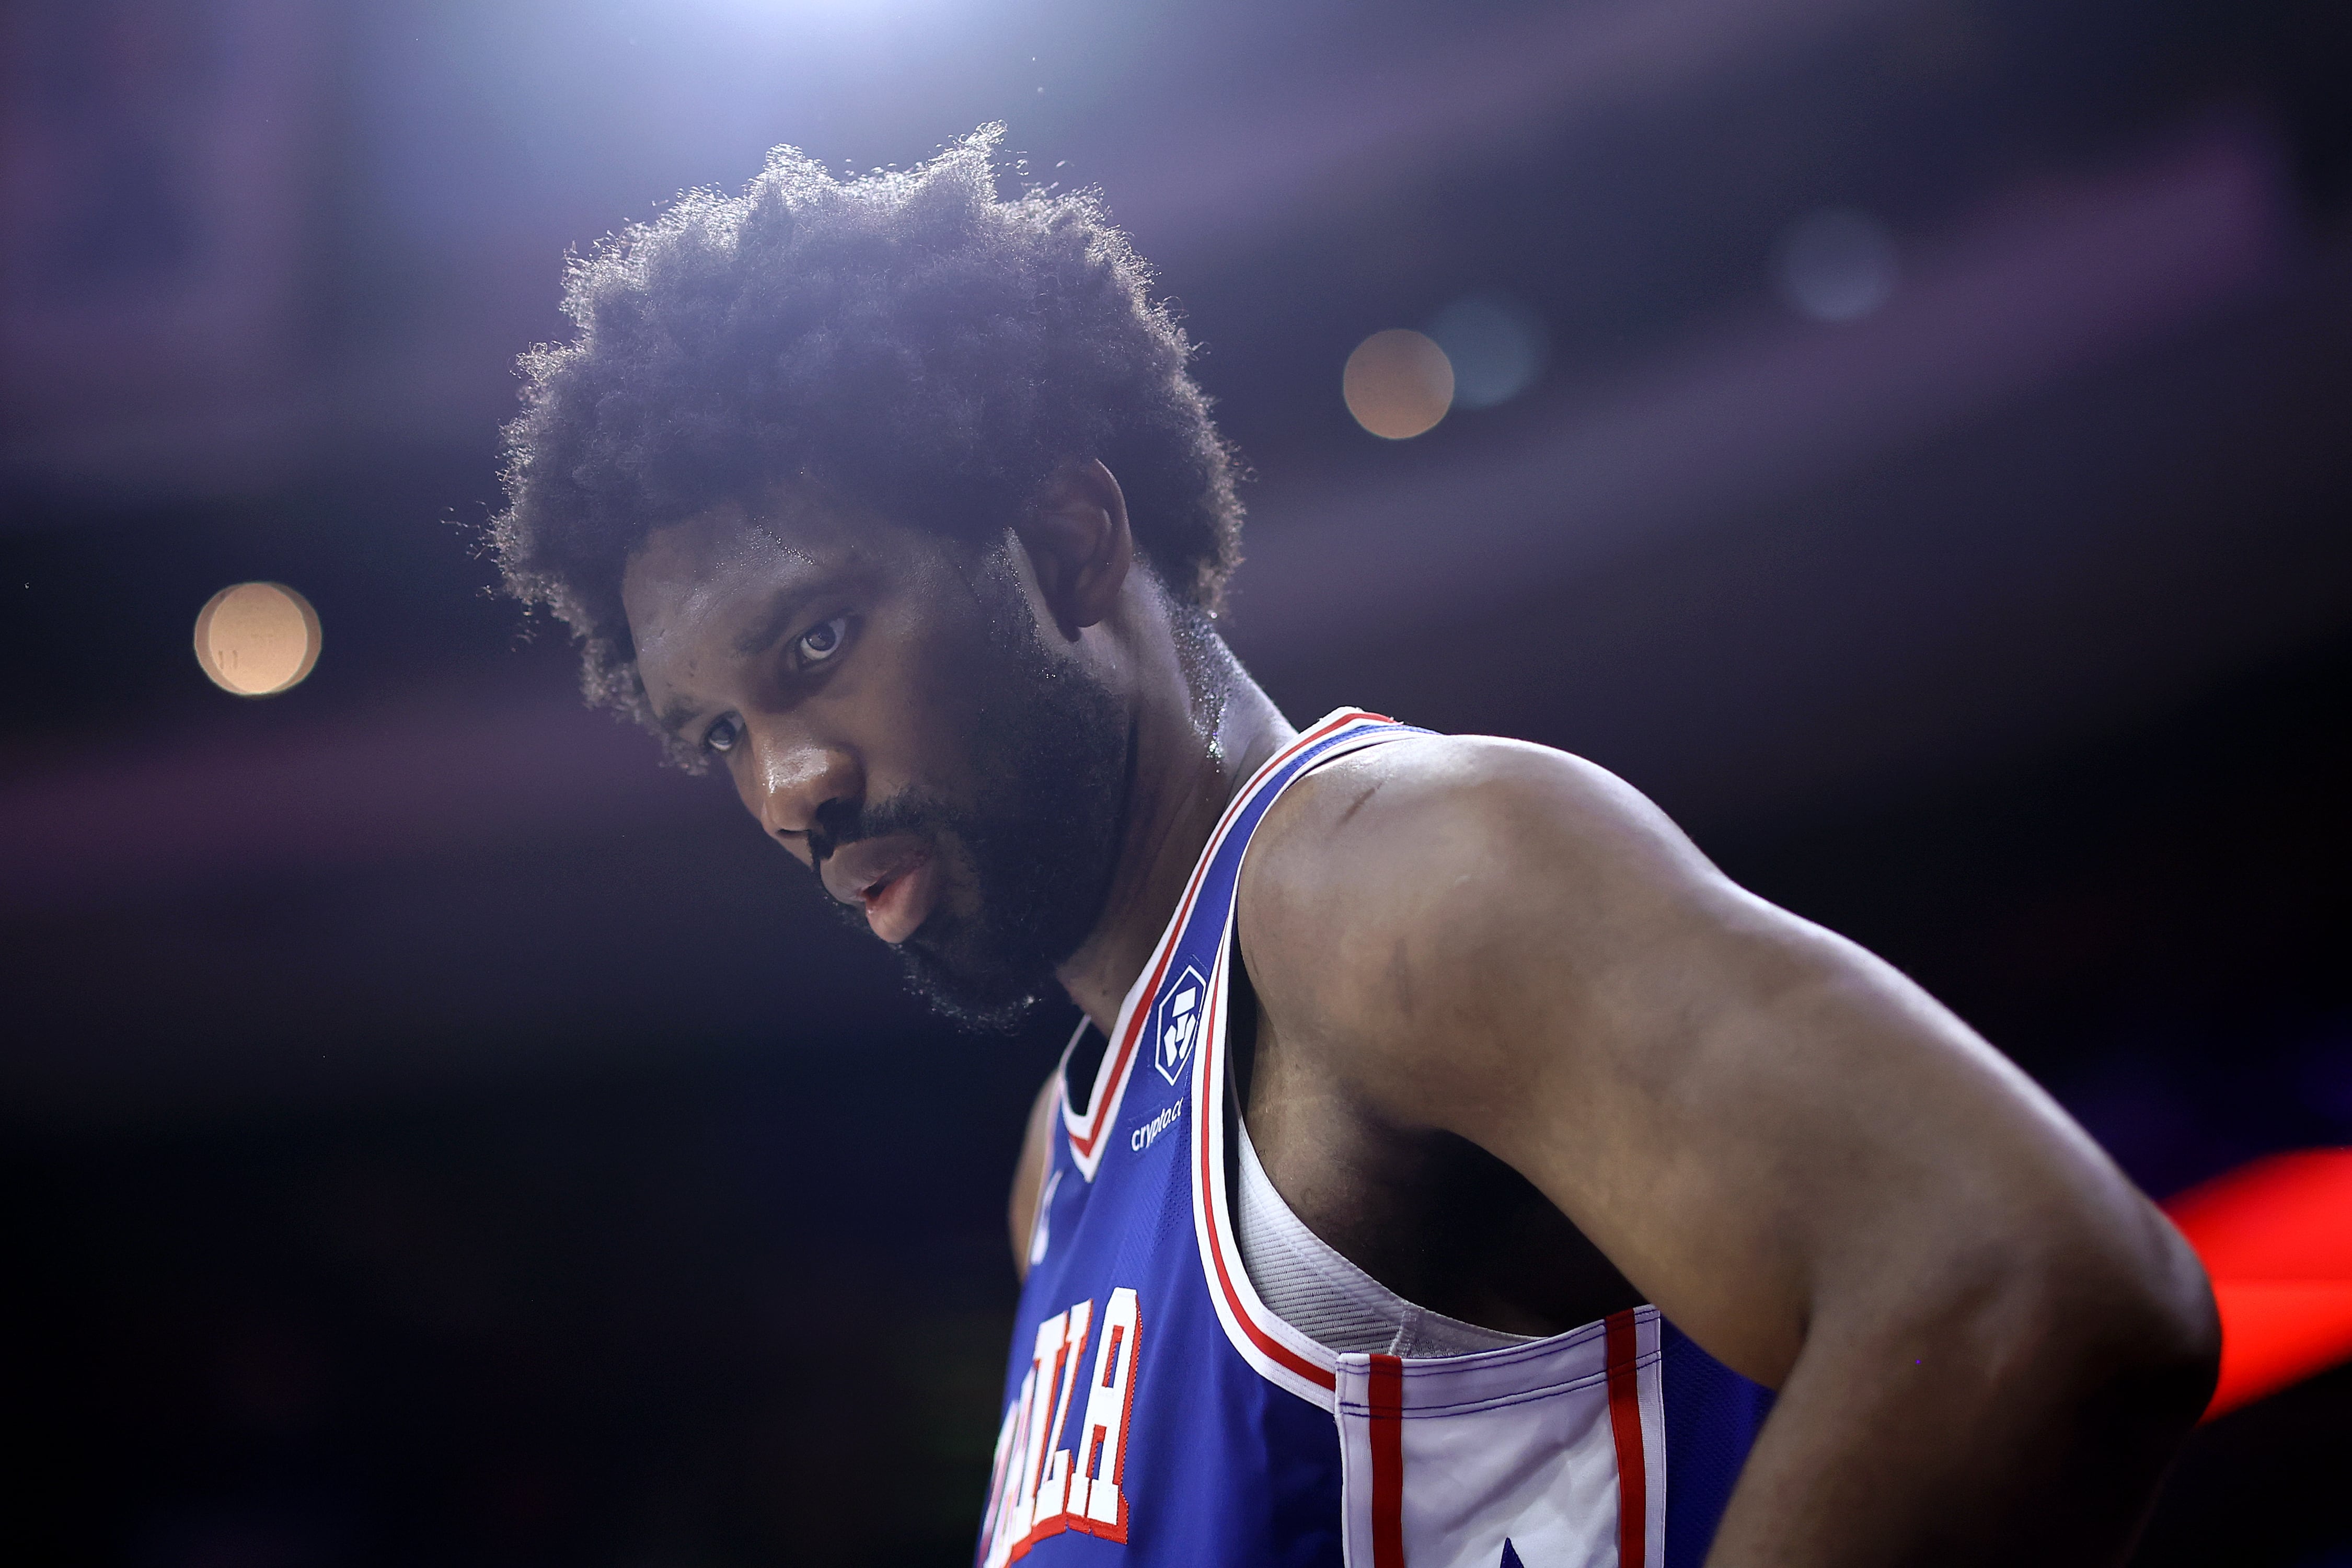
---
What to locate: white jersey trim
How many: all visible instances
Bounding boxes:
[1184,711,1421,1408]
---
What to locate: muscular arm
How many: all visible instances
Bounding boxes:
[1239,736,2217,1567]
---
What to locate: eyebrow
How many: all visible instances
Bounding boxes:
[651,571,835,740]
[731,580,821,660]
[654,695,700,740]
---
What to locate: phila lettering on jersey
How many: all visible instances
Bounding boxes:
[976,709,1775,1568]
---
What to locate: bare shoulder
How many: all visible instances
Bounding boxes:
[1234,733,1744,1104]
[1239,732,1725,955]
[1252,731,1700,858]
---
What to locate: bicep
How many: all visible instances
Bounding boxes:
[1500,899,2118,1384]
[1258,742,2157,1386]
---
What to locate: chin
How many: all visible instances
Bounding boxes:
[895,936,1060,1035]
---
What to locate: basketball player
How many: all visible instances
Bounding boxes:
[493,133,2218,1566]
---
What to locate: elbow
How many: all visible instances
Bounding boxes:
[2032,1208,2221,1436]
[2121,1229,2222,1428]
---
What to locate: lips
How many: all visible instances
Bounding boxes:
[819,833,943,944]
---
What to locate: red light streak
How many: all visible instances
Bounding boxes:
[2159,1149,2352,1420]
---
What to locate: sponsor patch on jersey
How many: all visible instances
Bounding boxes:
[1154,965,1206,1085]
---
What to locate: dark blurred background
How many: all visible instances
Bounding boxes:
[3,0,2349,1563]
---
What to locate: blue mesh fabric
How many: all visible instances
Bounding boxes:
[1661,1320,1775,1568]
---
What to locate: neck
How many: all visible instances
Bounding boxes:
[1055,637,1293,1033]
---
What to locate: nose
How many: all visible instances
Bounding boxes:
[742,725,862,859]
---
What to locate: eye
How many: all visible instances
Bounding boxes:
[703,715,742,754]
[794,615,848,665]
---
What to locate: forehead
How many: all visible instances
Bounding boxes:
[625,489,845,628]
[624,481,931,661]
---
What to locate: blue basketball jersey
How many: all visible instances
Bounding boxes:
[978,710,1772,1568]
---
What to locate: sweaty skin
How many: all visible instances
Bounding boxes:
[626,460,2218,1568]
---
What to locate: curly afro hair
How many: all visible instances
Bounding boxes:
[491,125,1244,730]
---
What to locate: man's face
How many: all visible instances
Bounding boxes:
[621,488,1132,1029]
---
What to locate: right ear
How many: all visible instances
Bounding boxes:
[1014,459,1136,641]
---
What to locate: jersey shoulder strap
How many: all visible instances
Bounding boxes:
[1058,708,1425,1182]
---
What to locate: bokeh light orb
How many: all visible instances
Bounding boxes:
[194,582,321,697]
[1427,294,1548,409]
[1773,207,1898,322]
[1343,328,1455,440]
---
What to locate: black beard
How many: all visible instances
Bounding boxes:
[812,584,1132,1032]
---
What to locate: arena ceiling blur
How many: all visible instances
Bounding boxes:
[3,0,2349,1123]
[6,5,2351,1565]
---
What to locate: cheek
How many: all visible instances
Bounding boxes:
[729,766,764,822]
[859,581,1011,768]
[728,765,771,834]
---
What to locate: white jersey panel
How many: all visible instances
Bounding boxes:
[1333,1306,1667,1568]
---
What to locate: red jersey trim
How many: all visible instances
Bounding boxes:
[1605,1309,1649,1568]
[1186,714,1413,1402]
[1367,1354,1406,1568]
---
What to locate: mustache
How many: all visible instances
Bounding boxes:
[805,791,952,867]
